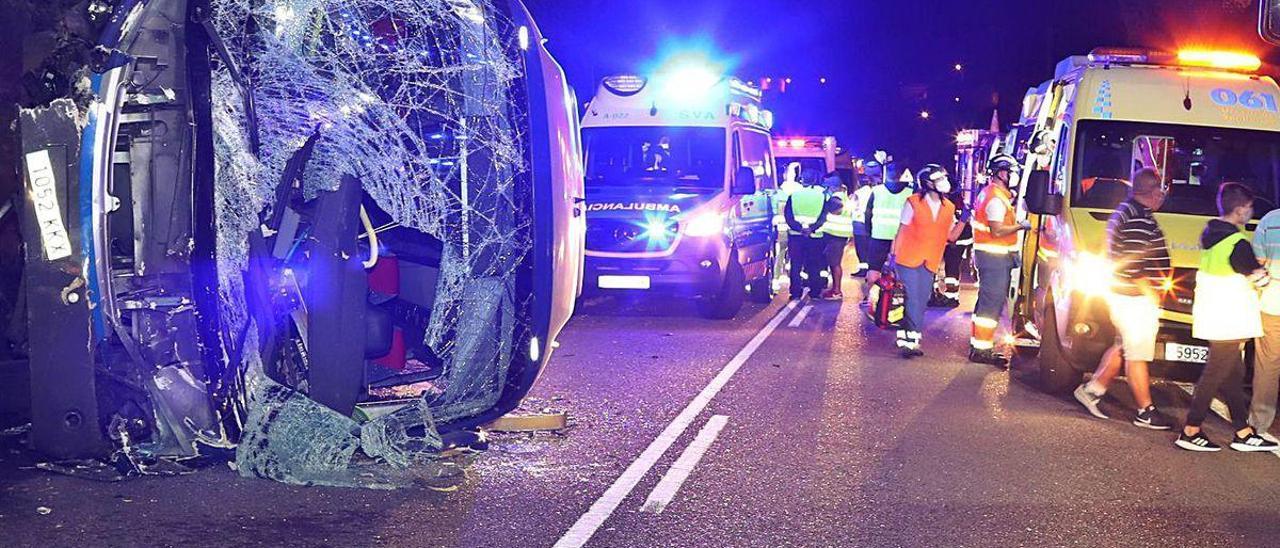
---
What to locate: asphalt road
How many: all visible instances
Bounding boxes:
[4,278,1280,548]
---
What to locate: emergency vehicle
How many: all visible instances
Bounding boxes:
[954,128,1002,208]
[580,69,779,318]
[1008,47,1280,393]
[774,136,838,180]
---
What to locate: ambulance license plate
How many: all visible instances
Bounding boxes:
[1165,342,1208,364]
[598,275,650,290]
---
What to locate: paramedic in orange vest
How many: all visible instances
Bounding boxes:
[969,154,1032,366]
[888,165,964,359]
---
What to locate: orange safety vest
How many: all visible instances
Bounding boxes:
[972,184,1018,254]
[896,194,956,273]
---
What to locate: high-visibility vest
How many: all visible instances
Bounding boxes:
[787,186,828,237]
[971,184,1018,254]
[819,190,854,238]
[895,194,956,272]
[773,180,803,227]
[870,185,910,240]
[1193,230,1263,341]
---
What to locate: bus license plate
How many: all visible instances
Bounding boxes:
[598,275,650,290]
[24,149,73,261]
[1165,342,1208,364]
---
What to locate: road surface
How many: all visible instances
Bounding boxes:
[3,279,1280,547]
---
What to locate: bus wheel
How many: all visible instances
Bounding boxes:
[1037,296,1082,394]
[700,260,746,319]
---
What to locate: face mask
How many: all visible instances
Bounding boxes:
[934,179,952,194]
[1006,171,1021,188]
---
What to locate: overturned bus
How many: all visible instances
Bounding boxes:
[16,0,583,486]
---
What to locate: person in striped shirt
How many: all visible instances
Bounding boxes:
[1073,168,1175,431]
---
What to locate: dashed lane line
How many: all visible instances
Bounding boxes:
[552,300,800,548]
[640,415,729,514]
[788,304,814,328]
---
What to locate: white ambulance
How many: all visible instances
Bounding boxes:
[580,69,779,318]
[773,135,838,182]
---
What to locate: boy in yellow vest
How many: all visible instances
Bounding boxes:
[1179,183,1278,452]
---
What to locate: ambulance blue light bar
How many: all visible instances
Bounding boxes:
[602,75,648,96]
[1087,47,1160,64]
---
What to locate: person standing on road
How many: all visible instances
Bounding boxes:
[818,173,853,299]
[851,174,874,278]
[772,162,807,291]
[1071,168,1175,430]
[784,170,835,300]
[1250,206,1280,443]
[888,165,963,358]
[968,155,1031,366]
[865,166,914,287]
[930,186,972,309]
[1178,183,1278,452]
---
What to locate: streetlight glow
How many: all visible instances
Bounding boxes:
[919,110,931,119]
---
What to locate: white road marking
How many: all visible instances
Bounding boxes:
[640,415,729,514]
[552,301,800,548]
[1177,385,1280,457]
[788,304,814,328]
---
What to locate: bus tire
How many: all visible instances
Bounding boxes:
[1038,295,1082,395]
[700,260,746,319]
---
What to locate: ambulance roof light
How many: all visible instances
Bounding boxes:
[1087,47,1157,64]
[602,75,648,96]
[659,65,723,103]
[1085,47,1261,73]
[1176,49,1262,72]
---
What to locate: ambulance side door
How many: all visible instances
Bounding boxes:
[732,129,776,269]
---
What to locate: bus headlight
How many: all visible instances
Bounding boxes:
[683,212,726,237]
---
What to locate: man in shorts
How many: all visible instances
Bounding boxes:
[1072,168,1175,430]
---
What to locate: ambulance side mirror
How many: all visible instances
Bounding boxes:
[1024,170,1062,215]
[732,166,757,195]
[1262,1,1280,46]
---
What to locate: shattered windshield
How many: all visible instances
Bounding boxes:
[203,0,534,486]
[583,126,726,190]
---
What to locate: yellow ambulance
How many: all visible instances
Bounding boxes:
[1010,48,1280,392]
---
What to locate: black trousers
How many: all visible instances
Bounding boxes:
[788,235,827,297]
[1186,340,1251,429]
[853,233,871,270]
[940,243,965,296]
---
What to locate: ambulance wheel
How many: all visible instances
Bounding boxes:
[748,261,776,304]
[700,260,746,319]
[1037,296,1081,395]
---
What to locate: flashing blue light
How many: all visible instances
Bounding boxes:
[639,213,676,250]
[644,39,738,104]
[644,219,669,238]
[658,65,722,104]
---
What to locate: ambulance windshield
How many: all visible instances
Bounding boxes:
[583,126,726,190]
[1073,120,1280,217]
[776,158,828,183]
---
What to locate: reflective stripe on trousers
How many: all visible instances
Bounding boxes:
[897,263,935,347]
[971,250,1015,349]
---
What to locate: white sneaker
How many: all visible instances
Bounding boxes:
[1260,431,1280,445]
[1073,384,1109,420]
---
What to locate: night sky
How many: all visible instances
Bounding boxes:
[525,0,1269,167]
